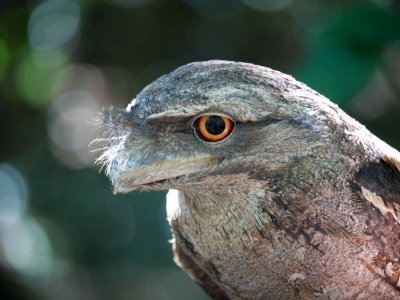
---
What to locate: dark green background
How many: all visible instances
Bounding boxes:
[1,0,399,299]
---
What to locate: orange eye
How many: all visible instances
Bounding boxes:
[193,114,235,142]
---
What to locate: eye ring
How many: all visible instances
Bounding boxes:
[192,114,235,143]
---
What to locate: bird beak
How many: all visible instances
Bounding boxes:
[109,154,214,193]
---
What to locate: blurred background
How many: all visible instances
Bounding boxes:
[0,0,400,299]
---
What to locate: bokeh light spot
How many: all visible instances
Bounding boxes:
[48,89,100,169]
[1,216,54,277]
[0,164,28,226]
[15,50,67,105]
[31,48,68,68]
[28,0,80,50]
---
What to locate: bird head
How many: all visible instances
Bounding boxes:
[94,61,400,300]
[95,60,344,195]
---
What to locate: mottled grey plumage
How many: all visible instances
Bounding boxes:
[94,61,400,299]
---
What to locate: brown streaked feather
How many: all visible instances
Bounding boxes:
[171,219,229,300]
[383,154,400,173]
[355,159,400,212]
[354,158,400,288]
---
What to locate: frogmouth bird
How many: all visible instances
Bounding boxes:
[94,61,400,299]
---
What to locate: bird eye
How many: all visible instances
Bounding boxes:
[193,114,235,142]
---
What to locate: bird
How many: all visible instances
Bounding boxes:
[94,60,400,299]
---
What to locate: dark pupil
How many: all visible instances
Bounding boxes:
[205,116,225,135]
